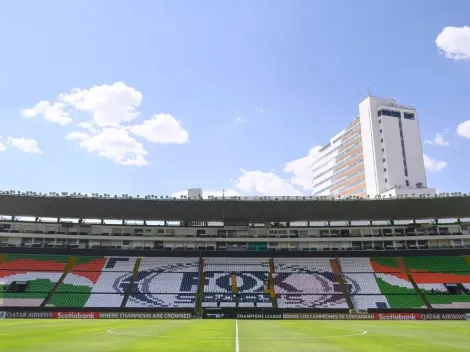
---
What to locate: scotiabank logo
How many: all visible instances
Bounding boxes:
[375,313,420,320]
[53,312,97,319]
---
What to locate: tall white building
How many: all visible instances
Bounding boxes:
[312,95,435,198]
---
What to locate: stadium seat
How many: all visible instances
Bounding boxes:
[404,256,470,273]
[139,258,199,272]
[0,254,70,271]
[126,293,196,308]
[351,295,389,309]
[426,294,470,308]
[343,273,382,294]
[274,258,333,273]
[202,258,271,308]
[339,258,375,273]
[277,294,348,308]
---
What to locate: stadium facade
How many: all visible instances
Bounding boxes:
[311,95,435,198]
[1,194,470,316]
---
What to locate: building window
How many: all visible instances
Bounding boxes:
[380,129,383,133]
[379,119,382,124]
[385,178,388,183]
[383,158,386,162]
[404,112,415,120]
[381,138,383,143]
[406,180,410,186]
[378,109,401,118]
[384,168,387,172]
[382,148,384,152]
[404,168,408,177]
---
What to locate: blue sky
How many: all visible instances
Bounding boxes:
[1,0,470,198]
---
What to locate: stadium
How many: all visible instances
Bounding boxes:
[1,192,470,351]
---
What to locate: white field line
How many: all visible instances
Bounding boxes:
[106,327,368,340]
[235,319,240,352]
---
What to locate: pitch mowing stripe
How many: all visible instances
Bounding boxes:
[235,319,239,352]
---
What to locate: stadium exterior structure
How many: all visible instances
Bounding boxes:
[1,193,470,222]
[1,193,470,252]
[2,194,470,319]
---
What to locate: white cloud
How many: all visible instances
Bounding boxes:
[65,131,90,141]
[424,132,450,146]
[129,113,189,144]
[283,146,322,190]
[77,121,99,134]
[234,116,246,125]
[423,153,447,172]
[436,26,470,60]
[253,107,264,113]
[68,128,148,166]
[21,101,72,125]
[0,138,5,152]
[172,145,325,197]
[60,82,142,127]
[457,120,470,138]
[22,82,190,166]
[235,169,303,196]
[7,137,42,154]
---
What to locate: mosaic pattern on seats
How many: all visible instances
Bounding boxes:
[273,272,344,294]
[274,258,333,273]
[0,254,70,271]
[132,271,199,293]
[277,294,348,308]
[139,258,200,272]
[203,258,270,272]
[404,256,470,273]
[126,293,196,308]
[204,272,267,293]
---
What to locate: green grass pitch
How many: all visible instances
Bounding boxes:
[1,319,470,351]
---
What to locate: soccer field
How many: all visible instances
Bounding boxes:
[1,319,470,351]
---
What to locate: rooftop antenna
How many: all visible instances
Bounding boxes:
[367,87,371,97]
[222,189,225,199]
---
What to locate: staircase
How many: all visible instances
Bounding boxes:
[268,258,277,308]
[120,258,141,308]
[0,253,7,266]
[331,259,354,310]
[41,256,77,307]
[195,257,206,317]
[396,258,432,308]
[231,274,238,293]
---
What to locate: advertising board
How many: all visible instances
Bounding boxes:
[374,313,467,321]
[3,311,53,319]
[1,311,192,319]
[420,313,466,321]
[53,312,98,319]
[374,313,420,320]
[0,311,467,320]
[233,313,374,320]
[99,312,192,319]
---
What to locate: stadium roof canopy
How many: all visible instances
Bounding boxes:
[1,195,470,222]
